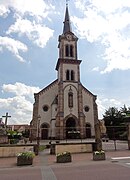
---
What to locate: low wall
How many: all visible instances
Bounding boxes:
[51,142,97,155]
[0,145,34,157]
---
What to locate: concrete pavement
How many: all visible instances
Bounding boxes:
[0,149,130,180]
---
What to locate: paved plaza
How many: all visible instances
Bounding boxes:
[0,145,130,180]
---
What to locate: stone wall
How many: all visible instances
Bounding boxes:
[0,135,8,144]
[54,142,96,154]
[0,145,34,157]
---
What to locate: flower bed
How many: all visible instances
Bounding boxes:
[17,151,35,166]
[56,152,71,163]
[93,150,106,161]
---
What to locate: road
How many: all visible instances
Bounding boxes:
[102,140,128,151]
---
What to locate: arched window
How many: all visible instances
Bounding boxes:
[68,92,73,108]
[71,70,74,80]
[70,45,73,57]
[66,70,70,80]
[66,70,75,81]
[65,44,74,57]
[65,45,69,57]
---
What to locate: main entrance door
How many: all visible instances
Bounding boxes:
[66,117,76,139]
[41,124,49,140]
[86,123,91,138]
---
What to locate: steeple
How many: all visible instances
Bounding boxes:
[56,1,79,70]
[63,3,71,34]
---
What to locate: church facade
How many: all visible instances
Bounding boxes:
[31,5,98,140]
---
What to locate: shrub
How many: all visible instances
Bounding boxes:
[17,151,35,159]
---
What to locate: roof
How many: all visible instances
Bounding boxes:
[63,4,72,34]
[35,79,58,95]
[81,84,97,98]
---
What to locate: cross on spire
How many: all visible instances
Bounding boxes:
[2,112,11,126]
[66,0,70,6]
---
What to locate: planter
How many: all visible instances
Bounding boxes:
[56,152,71,163]
[93,153,106,161]
[17,151,35,166]
[17,156,33,166]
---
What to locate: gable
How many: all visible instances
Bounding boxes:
[37,79,58,96]
[81,84,97,98]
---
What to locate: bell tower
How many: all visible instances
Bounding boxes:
[58,3,78,60]
[56,3,81,83]
[55,3,85,139]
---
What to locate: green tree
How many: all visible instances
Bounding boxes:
[120,104,128,115]
[103,107,119,126]
[103,106,127,140]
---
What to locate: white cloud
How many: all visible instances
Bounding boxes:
[73,0,130,73]
[89,0,130,14]
[0,36,27,62]
[97,97,116,119]
[0,96,32,112]
[0,0,54,20]
[0,0,55,61]
[0,82,40,124]
[0,5,9,17]
[92,67,99,72]
[97,96,130,119]
[0,96,32,124]
[7,18,54,48]
[101,31,130,73]
[2,82,40,99]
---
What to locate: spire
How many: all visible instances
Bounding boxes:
[63,3,71,34]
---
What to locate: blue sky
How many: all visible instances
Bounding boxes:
[0,0,130,124]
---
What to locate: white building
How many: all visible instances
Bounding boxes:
[31,4,98,140]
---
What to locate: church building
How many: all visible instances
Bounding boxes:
[31,4,98,140]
